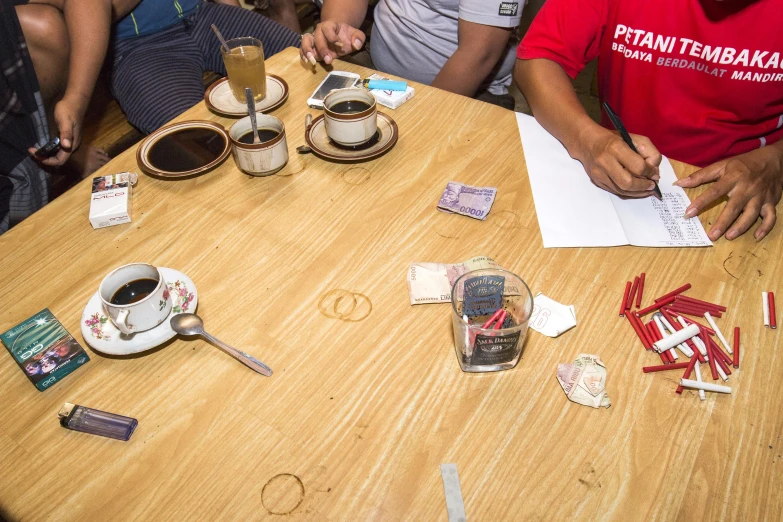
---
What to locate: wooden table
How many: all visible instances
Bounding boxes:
[1,48,781,521]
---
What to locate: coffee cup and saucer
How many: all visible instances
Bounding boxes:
[80,263,199,355]
[305,88,399,162]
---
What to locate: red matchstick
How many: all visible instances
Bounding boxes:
[733,327,740,368]
[654,284,692,303]
[620,281,631,317]
[636,273,646,308]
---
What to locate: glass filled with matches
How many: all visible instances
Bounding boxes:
[451,269,534,372]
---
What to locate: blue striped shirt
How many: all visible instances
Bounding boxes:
[115,0,201,39]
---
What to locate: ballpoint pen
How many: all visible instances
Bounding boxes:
[602,101,663,200]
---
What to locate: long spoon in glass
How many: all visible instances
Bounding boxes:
[245,88,261,144]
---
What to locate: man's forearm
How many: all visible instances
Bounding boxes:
[431,48,499,96]
[514,58,599,161]
[62,0,112,113]
[321,0,367,29]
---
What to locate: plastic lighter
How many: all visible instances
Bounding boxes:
[363,79,408,91]
[58,403,138,441]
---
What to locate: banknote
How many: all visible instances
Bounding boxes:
[407,256,501,305]
[556,354,611,409]
[437,182,497,220]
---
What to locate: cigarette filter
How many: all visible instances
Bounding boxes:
[653,324,700,353]
[679,379,731,394]
[704,311,732,354]
[58,403,137,441]
[693,361,706,401]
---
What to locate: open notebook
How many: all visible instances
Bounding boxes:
[516,113,712,249]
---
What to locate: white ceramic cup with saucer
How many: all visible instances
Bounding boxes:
[99,263,173,335]
[323,88,378,147]
[229,114,288,176]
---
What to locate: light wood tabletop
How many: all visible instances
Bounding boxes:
[1,47,781,521]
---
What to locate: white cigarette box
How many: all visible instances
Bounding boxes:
[89,172,138,229]
[367,73,415,109]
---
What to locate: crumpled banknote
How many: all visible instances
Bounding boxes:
[437,181,497,220]
[407,256,500,305]
[529,293,577,337]
[557,354,611,409]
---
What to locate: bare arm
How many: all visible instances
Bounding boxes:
[515,58,660,197]
[27,0,111,164]
[431,19,511,97]
[300,0,368,64]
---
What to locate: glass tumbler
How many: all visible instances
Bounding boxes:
[451,269,534,372]
[221,37,266,103]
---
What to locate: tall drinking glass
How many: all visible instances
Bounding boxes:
[221,37,266,103]
[451,269,533,372]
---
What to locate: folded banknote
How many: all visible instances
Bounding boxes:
[437,181,497,220]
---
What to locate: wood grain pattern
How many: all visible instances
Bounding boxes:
[0,48,781,521]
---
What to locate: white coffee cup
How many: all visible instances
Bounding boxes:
[323,88,378,147]
[229,114,288,176]
[99,263,173,335]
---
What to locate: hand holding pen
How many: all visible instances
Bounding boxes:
[571,102,661,199]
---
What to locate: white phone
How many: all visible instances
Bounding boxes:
[307,71,361,109]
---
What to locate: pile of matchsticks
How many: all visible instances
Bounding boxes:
[619,275,739,399]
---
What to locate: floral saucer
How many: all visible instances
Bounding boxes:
[80,267,198,355]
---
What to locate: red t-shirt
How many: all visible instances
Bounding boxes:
[517,0,783,167]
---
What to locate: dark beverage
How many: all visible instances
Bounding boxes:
[238,128,280,144]
[329,100,371,114]
[147,128,227,172]
[110,278,159,305]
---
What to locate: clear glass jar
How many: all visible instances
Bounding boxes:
[450,269,533,372]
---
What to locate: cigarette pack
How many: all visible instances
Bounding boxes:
[89,172,138,229]
[1,309,90,391]
[367,73,415,110]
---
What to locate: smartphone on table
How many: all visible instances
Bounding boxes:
[307,71,361,109]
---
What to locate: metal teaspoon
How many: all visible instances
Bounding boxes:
[170,313,273,376]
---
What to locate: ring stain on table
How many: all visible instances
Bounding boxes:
[490,210,521,230]
[261,473,305,515]
[318,289,372,322]
[341,167,371,186]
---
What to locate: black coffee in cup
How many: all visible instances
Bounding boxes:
[111,278,159,305]
[238,128,280,144]
[329,100,372,114]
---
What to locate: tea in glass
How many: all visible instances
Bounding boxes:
[221,37,266,103]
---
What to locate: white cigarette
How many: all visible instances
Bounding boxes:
[704,311,732,354]
[715,361,729,382]
[653,323,700,352]
[692,334,709,360]
[653,315,679,360]
[657,314,694,357]
[677,316,708,357]
[693,361,706,401]
[680,379,731,394]
[763,292,770,327]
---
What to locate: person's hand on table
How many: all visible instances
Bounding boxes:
[574,126,662,198]
[27,94,87,166]
[300,21,365,65]
[675,145,783,241]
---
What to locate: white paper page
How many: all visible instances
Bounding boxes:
[516,113,712,249]
[609,159,713,247]
[516,113,627,248]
